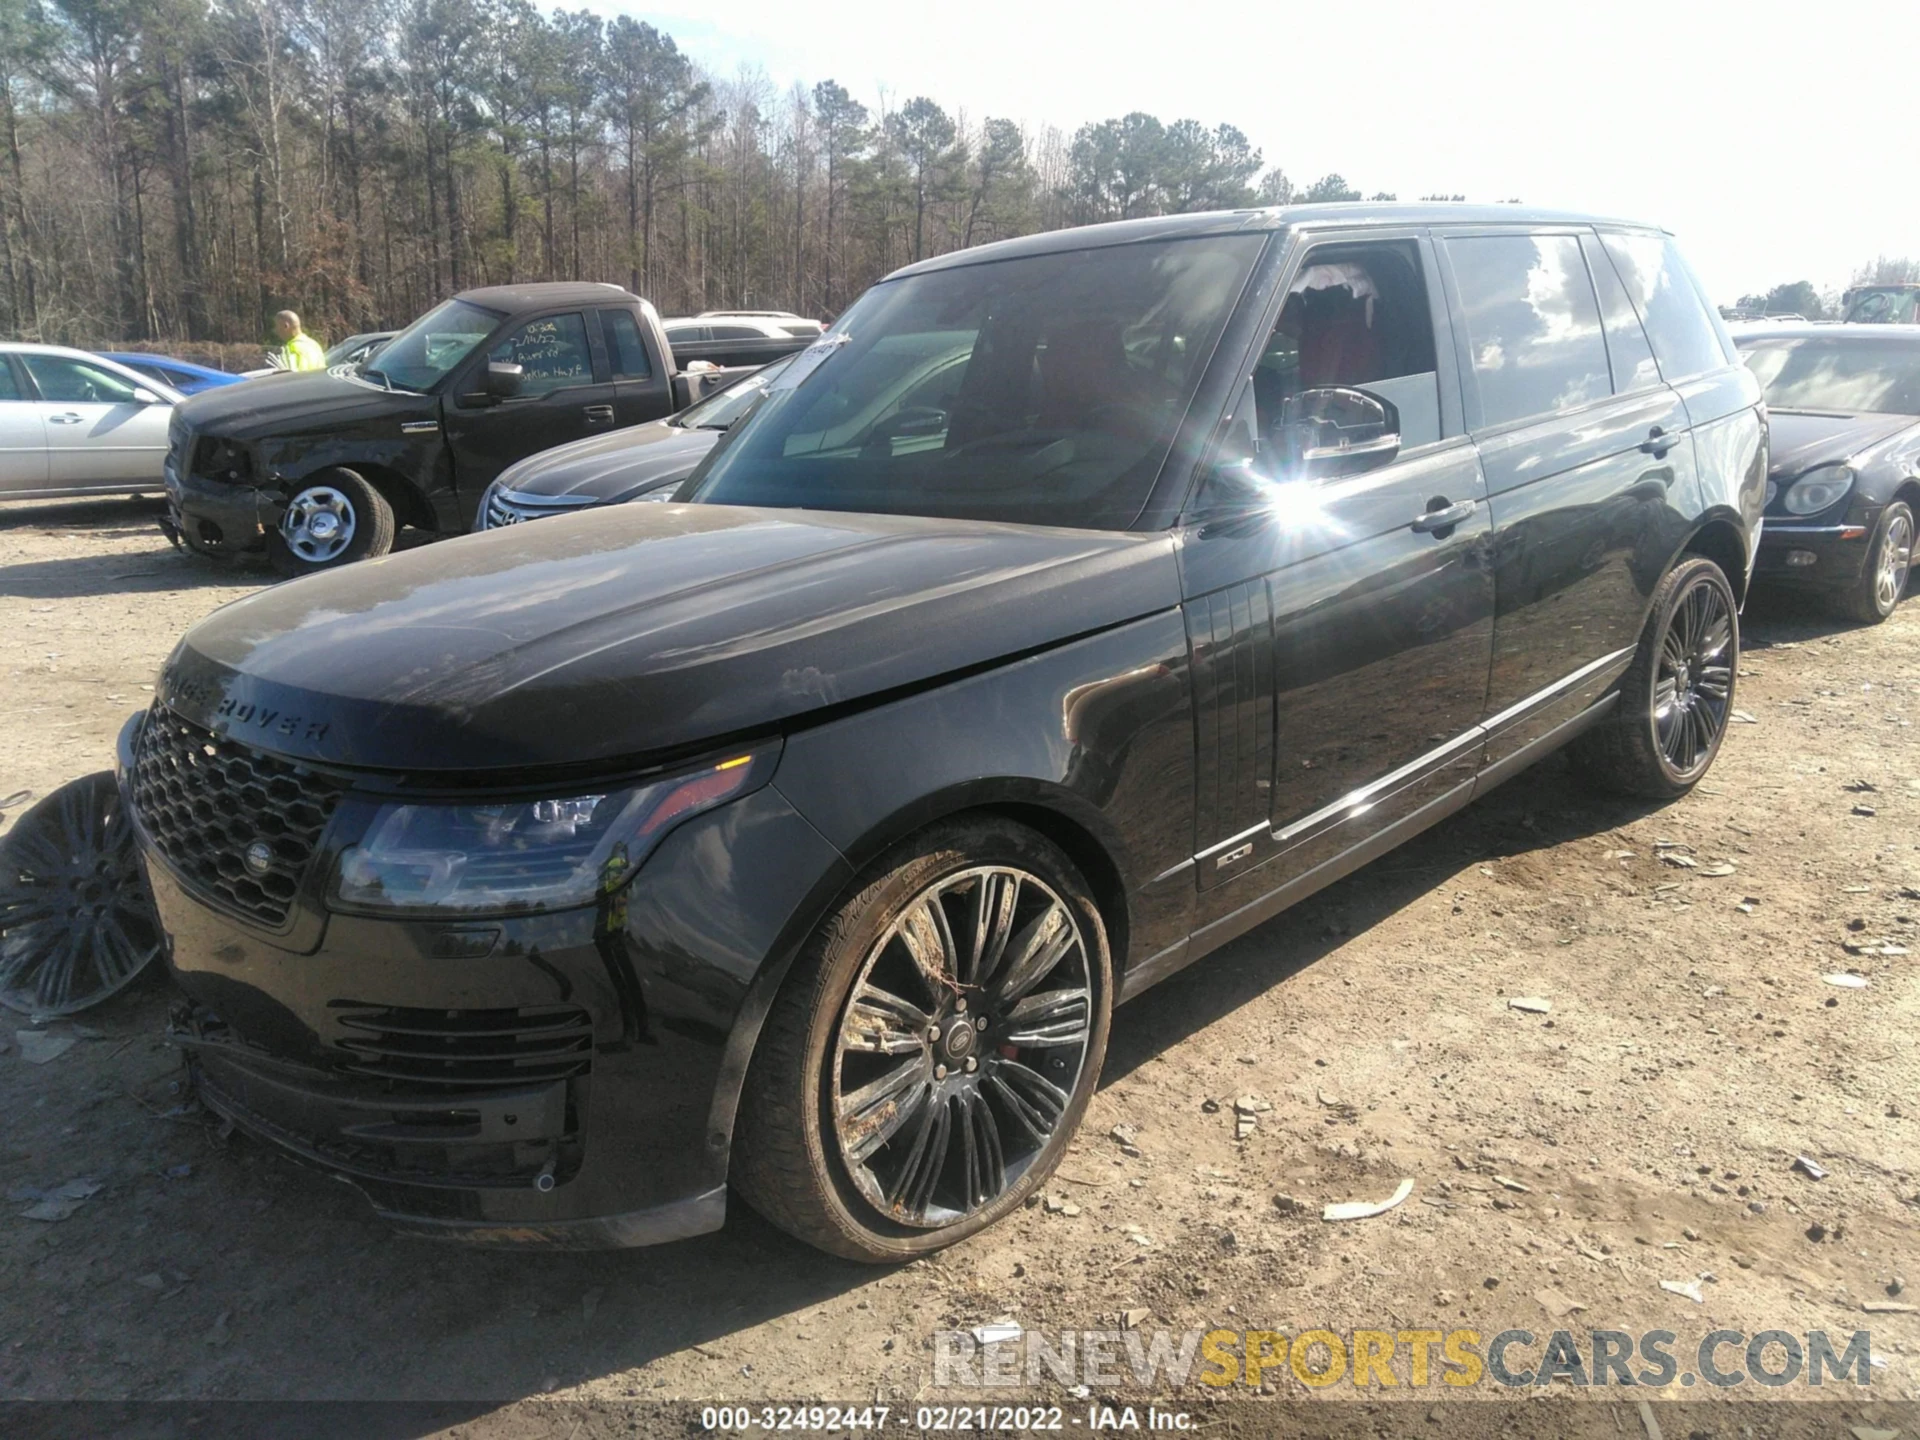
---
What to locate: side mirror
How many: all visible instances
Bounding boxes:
[132,387,161,405]
[1275,386,1400,480]
[484,361,524,400]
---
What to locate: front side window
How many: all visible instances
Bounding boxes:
[0,360,21,401]
[1736,337,1920,415]
[1599,233,1727,381]
[1445,234,1611,429]
[22,355,145,404]
[688,233,1266,530]
[366,299,502,392]
[489,313,593,398]
[1249,241,1443,450]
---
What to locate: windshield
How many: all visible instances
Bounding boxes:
[1844,289,1920,325]
[672,356,793,430]
[364,301,501,391]
[687,234,1266,529]
[1738,337,1920,415]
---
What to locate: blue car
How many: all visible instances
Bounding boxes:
[96,352,243,395]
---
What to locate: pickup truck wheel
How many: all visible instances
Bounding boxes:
[1568,556,1738,799]
[267,469,394,577]
[732,818,1112,1262]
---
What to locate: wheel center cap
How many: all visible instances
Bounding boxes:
[942,1019,977,1060]
[308,514,338,539]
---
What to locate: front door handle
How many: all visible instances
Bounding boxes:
[1411,499,1475,534]
[1640,425,1677,456]
[583,404,615,424]
[48,412,84,425]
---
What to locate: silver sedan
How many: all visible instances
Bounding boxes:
[0,344,181,501]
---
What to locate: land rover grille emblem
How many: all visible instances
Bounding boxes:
[243,841,273,876]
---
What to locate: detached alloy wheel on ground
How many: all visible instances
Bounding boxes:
[733,818,1112,1261]
[0,771,163,1017]
[1838,500,1913,625]
[1571,555,1739,799]
[267,468,395,577]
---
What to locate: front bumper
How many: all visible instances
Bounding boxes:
[1754,514,1875,588]
[118,713,853,1248]
[164,463,273,560]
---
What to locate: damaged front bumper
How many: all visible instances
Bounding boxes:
[163,462,275,562]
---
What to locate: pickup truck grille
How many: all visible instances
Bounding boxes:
[129,707,345,928]
[479,488,598,530]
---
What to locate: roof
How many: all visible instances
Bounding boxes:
[1730,322,1920,342]
[98,351,230,377]
[885,203,1664,280]
[454,281,637,311]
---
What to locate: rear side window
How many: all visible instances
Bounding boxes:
[1598,233,1727,381]
[709,324,764,340]
[1445,234,1611,428]
[601,309,653,380]
[1581,234,1662,394]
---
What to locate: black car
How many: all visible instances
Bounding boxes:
[1731,323,1919,621]
[123,206,1762,1260]
[164,284,724,576]
[471,358,790,529]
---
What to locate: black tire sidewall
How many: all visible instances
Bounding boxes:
[1639,557,1739,789]
[790,819,1112,1260]
[268,469,394,577]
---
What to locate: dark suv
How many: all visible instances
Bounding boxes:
[123,205,1763,1260]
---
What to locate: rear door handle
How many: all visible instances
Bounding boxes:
[1640,425,1677,456]
[1411,499,1475,534]
[48,412,84,425]
[583,404,615,424]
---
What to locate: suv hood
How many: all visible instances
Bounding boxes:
[176,368,420,439]
[158,505,1180,773]
[1766,410,1917,479]
[492,417,718,503]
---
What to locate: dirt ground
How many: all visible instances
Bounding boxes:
[2,497,1916,1432]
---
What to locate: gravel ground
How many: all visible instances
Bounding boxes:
[2,497,1916,1432]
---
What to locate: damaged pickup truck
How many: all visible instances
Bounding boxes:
[162,283,735,575]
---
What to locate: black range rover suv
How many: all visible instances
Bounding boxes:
[122,206,1764,1260]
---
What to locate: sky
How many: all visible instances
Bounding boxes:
[577,0,1916,305]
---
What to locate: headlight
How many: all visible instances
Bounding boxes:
[1781,465,1853,515]
[329,745,777,916]
[633,486,678,503]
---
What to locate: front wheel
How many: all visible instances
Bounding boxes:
[733,818,1112,1261]
[267,468,395,577]
[1569,556,1739,799]
[1836,500,1913,625]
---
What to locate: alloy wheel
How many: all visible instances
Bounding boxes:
[1653,575,1735,777]
[830,866,1095,1229]
[280,486,358,565]
[0,773,163,1016]
[1876,509,1913,615]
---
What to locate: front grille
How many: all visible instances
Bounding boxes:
[328,1003,594,1090]
[480,488,597,530]
[130,706,346,927]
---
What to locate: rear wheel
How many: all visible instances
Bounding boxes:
[1836,500,1912,625]
[1569,556,1738,799]
[267,468,394,577]
[732,818,1112,1262]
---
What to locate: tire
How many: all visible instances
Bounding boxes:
[1835,500,1913,625]
[267,468,395,577]
[1568,556,1739,800]
[732,817,1113,1262]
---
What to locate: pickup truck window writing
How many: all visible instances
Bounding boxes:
[490,313,592,397]
[690,233,1265,530]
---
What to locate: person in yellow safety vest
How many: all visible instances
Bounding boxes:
[270,310,327,372]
